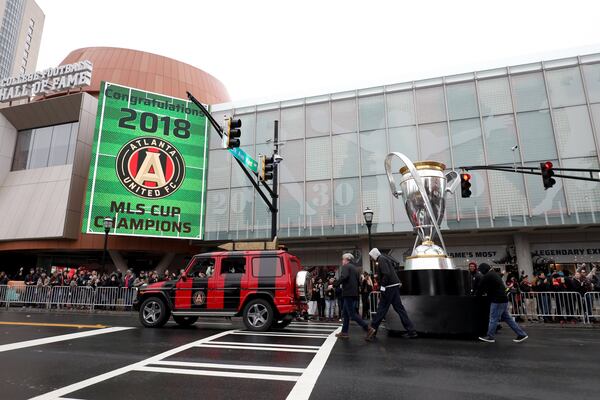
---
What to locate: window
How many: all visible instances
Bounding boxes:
[416,86,446,123]
[11,122,79,171]
[251,257,283,278]
[187,258,216,278]
[221,257,246,274]
[546,67,586,108]
[446,82,479,120]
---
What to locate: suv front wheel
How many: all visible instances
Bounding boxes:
[139,296,170,328]
[242,299,274,331]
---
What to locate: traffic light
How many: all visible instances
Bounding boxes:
[223,117,242,149]
[460,173,472,198]
[259,154,274,182]
[541,161,556,190]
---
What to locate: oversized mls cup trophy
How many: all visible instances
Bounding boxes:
[382,153,488,336]
[384,152,459,269]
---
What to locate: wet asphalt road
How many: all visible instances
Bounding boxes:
[0,309,599,400]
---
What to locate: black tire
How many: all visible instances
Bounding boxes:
[139,296,170,328]
[272,317,292,330]
[173,315,199,327]
[242,299,274,331]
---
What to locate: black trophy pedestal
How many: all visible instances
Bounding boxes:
[382,269,489,338]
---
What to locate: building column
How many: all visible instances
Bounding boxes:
[513,234,533,277]
[107,250,128,273]
[156,253,176,274]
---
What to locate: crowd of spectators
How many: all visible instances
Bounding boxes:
[0,267,187,288]
[487,263,600,323]
[306,271,377,321]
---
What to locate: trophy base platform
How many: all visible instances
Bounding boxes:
[381,270,489,338]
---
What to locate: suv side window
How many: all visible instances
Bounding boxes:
[187,257,216,278]
[251,257,283,277]
[221,257,246,274]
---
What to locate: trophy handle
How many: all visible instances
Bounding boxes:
[384,152,447,253]
[384,153,403,198]
[445,171,460,194]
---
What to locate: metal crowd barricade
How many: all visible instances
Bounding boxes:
[369,291,381,319]
[0,285,137,310]
[7,284,52,307]
[508,291,587,323]
[94,287,137,309]
[584,292,600,323]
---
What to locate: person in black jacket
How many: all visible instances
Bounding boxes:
[366,248,417,341]
[469,262,483,295]
[335,253,370,339]
[476,263,528,343]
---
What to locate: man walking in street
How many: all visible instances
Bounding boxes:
[476,263,528,343]
[335,253,370,339]
[366,248,417,341]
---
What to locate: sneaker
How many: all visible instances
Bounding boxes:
[513,335,528,343]
[478,336,495,343]
[365,327,377,341]
[335,332,349,339]
[407,332,418,339]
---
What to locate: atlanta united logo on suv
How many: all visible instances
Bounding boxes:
[116,137,185,199]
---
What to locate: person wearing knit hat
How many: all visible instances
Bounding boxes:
[366,248,417,341]
[476,263,528,343]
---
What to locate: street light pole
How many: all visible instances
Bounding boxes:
[363,207,374,273]
[101,217,113,271]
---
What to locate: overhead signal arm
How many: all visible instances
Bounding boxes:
[186,91,276,212]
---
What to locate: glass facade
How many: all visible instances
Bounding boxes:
[205,55,600,240]
[11,122,79,171]
[0,0,25,78]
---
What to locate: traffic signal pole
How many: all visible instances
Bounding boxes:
[271,121,279,241]
[187,91,279,240]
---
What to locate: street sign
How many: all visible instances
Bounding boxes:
[82,82,209,239]
[229,147,258,173]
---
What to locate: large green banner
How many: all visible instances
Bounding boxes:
[82,82,208,239]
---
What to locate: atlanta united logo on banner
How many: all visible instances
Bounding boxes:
[116,137,186,199]
[82,82,209,239]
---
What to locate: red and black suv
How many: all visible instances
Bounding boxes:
[134,250,312,331]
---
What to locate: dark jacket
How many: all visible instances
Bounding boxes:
[475,263,508,303]
[470,270,483,295]
[340,262,361,297]
[377,254,401,288]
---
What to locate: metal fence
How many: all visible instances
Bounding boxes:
[0,285,137,310]
[584,292,600,323]
[369,291,599,324]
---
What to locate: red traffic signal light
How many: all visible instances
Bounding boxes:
[460,173,472,198]
[540,161,556,190]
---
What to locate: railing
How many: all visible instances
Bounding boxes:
[508,291,587,323]
[584,292,600,323]
[0,285,137,310]
[369,291,380,319]
[369,290,599,324]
